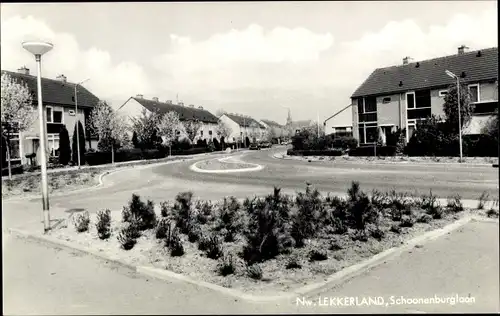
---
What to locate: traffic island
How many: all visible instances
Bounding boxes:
[8,186,499,302]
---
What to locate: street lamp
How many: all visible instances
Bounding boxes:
[22,41,54,233]
[74,78,90,168]
[445,69,463,162]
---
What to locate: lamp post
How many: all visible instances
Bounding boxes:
[22,41,54,233]
[74,78,90,168]
[445,70,463,162]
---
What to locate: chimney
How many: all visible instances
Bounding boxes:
[136,94,143,99]
[458,45,469,55]
[56,74,67,83]
[198,106,204,109]
[152,97,159,102]
[17,66,30,75]
[189,104,195,108]
[166,100,172,104]
[402,56,412,65]
[179,102,184,106]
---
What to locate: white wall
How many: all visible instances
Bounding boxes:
[219,115,241,143]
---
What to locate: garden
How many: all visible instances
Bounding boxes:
[49,182,498,296]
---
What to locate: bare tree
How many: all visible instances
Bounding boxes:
[157,111,183,156]
[1,73,37,179]
[182,119,202,144]
[215,119,232,148]
[131,108,162,150]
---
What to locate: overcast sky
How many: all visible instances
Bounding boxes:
[1,1,497,126]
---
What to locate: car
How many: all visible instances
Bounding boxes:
[260,142,272,148]
[249,143,261,150]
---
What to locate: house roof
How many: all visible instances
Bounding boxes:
[224,113,266,128]
[351,47,498,98]
[125,97,219,124]
[1,70,100,108]
[260,119,283,128]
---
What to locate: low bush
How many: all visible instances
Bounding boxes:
[291,185,323,247]
[287,149,343,156]
[417,214,433,223]
[173,191,195,234]
[331,136,358,150]
[349,146,397,157]
[390,224,402,234]
[350,229,369,242]
[96,209,111,239]
[195,200,213,224]
[446,194,464,213]
[117,223,140,250]
[309,249,328,261]
[188,227,201,243]
[204,235,224,260]
[285,256,302,270]
[370,227,385,241]
[214,196,245,242]
[217,253,236,276]
[155,218,171,239]
[1,164,24,177]
[160,201,173,219]
[477,192,489,210]
[420,190,443,219]
[247,264,263,280]
[168,232,185,257]
[399,215,416,227]
[122,194,157,230]
[73,211,90,233]
[486,208,499,218]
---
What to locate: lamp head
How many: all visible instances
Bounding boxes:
[445,70,456,79]
[22,41,54,56]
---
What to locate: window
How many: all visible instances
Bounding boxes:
[364,97,377,113]
[468,84,480,103]
[358,97,378,122]
[7,132,21,161]
[407,121,416,141]
[200,130,204,137]
[357,98,364,114]
[358,123,378,144]
[209,130,213,136]
[407,90,431,120]
[438,90,448,97]
[406,92,415,109]
[47,134,60,157]
[382,97,391,104]
[46,106,63,123]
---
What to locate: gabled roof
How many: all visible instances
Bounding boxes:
[1,70,100,108]
[123,97,219,124]
[351,47,498,98]
[224,113,266,128]
[260,119,284,128]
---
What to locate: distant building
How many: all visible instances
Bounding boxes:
[259,119,286,141]
[219,113,266,143]
[118,95,219,142]
[350,46,498,145]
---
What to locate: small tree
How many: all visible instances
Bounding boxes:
[215,120,232,149]
[443,82,473,132]
[72,121,86,165]
[1,73,37,178]
[131,108,162,150]
[182,119,202,145]
[482,109,499,144]
[58,125,71,165]
[157,111,183,156]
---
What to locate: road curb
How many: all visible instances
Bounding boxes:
[189,156,264,174]
[8,214,482,303]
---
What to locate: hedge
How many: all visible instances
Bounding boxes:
[1,164,24,177]
[287,149,344,156]
[349,146,397,157]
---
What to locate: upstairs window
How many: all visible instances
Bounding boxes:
[468,84,480,103]
[46,106,63,123]
[382,97,391,104]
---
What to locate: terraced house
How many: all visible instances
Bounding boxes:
[1,67,100,166]
[219,113,267,143]
[118,95,219,142]
[351,46,498,145]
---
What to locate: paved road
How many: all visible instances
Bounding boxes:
[3,220,498,314]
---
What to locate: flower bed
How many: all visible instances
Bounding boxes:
[47,184,498,297]
[196,159,257,171]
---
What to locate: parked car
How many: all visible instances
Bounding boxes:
[249,143,261,150]
[260,142,272,148]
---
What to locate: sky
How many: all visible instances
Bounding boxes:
[1,1,497,126]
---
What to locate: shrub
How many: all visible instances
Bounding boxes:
[195,200,213,224]
[168,231,185,257]
[486,208,499,218]
[349,146,397,157]
[417,214,433,223]
[291,185,323,247]
[58,126,71,165]
[309,249,328,261]
[173,191,195,234]
[350,229,369,242]
[331,135,358,150]
[188,227,201,243]
[242,190,294,264]
[204,235,224,260]
[217,253,236,276]
[122,194,157,230]
[348,194,379,231]
[287,149,343,156]
[117,223,139,250]
[390,224,402,234]
[447,194,464,213]
[370,227,385,241]
[160,201,174,218]
[155,218,171,239]
[198,233,211,251]
[285,256,302,269]
[72,121,86,165]
[215,196,245,242]
[96,209,112,239]
[399,215,416,227]
[247,264,263,280]
[329,238,345,251]
[73,211,90,233]
[477,192,489,210]
[421,190,443,219]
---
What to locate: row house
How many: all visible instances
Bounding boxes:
[219,113,266,143]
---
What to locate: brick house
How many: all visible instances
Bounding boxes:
[350,46,498,145]
[1,67,100,166]
[118,95,219,142]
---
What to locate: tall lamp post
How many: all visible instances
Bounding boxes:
[74,78,90,168]
[445,70,463,162]
[22,41,54,233]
